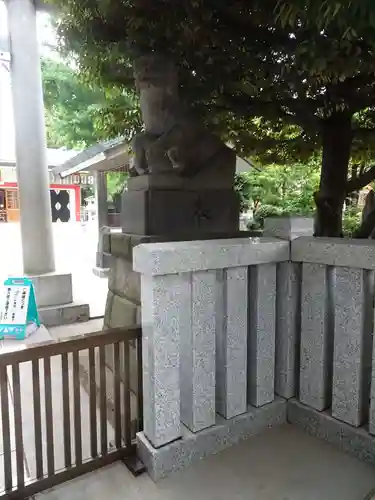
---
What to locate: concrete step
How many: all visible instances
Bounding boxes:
[39,302,90,327]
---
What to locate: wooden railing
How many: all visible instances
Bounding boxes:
[0,326,142,500]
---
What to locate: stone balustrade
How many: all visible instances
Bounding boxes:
[292,237,375,428]
[132,233,375,479]
[133,238,289,448]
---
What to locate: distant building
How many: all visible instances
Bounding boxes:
[0,149,94,223]
[0,48,93,223]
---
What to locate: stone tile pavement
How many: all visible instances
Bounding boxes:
[34,425,375,500]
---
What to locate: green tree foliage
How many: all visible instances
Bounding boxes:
[42,57,135,201]
[236,160,319,219]
[236,160,363,236]
[106,171,129,211]
[42,57,140,149]
[48,0,375,235]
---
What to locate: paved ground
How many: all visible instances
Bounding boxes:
[0,222,108,318]
[35,425,375,500]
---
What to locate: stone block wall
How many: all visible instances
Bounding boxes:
[103,232,151,330]
[103,232,152,393]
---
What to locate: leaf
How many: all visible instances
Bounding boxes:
[333,3,342,18]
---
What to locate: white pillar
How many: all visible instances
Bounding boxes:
[7,0,55,275]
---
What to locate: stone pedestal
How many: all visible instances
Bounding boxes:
[121,188,239,235]
[121,173,239,236]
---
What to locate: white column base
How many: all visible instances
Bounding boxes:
[28,272,90,327]
[30,272,73,307]
[39,303,90,327]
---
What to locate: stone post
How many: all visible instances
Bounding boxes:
[248,264,277,407]
[332,267,373,427]
[216,267,248,419]
[263,216,313,399]
[7,0,55,275]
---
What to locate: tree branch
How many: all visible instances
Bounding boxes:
[347,165,375,194]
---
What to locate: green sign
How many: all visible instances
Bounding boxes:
[0,277,40,340]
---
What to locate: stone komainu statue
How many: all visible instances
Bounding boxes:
[131,53,235,178]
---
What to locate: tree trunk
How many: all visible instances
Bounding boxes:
[314,113,353,237]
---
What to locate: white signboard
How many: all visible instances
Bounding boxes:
[0,278,40,339]
[0,284,29,325]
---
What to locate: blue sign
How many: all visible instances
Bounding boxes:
[0,278,40,340]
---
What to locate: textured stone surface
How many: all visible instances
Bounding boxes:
[180,271,216,432]
[216,267,248,419]
[134,238,289,276]
[264,217,314,240]
[109,233,132,260]
[127,170,235,191]
[292,237,375,270]
[332,267,373,427]
[370,308,375,435]
[141,273,190,447]
[104,291,137,329]
[137,398,287,481]
[247,264,277,407]
[121,189,239,236]
[300,263,333,411]
[31,272,73,307]
[288,399,375,468]
[108,257,141,304]
[108,231,250,261]
[95,250,112,270]
[275,262,301,399]
[102,232,111,255]
[39,303,90,327]
[96,226,112,269]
